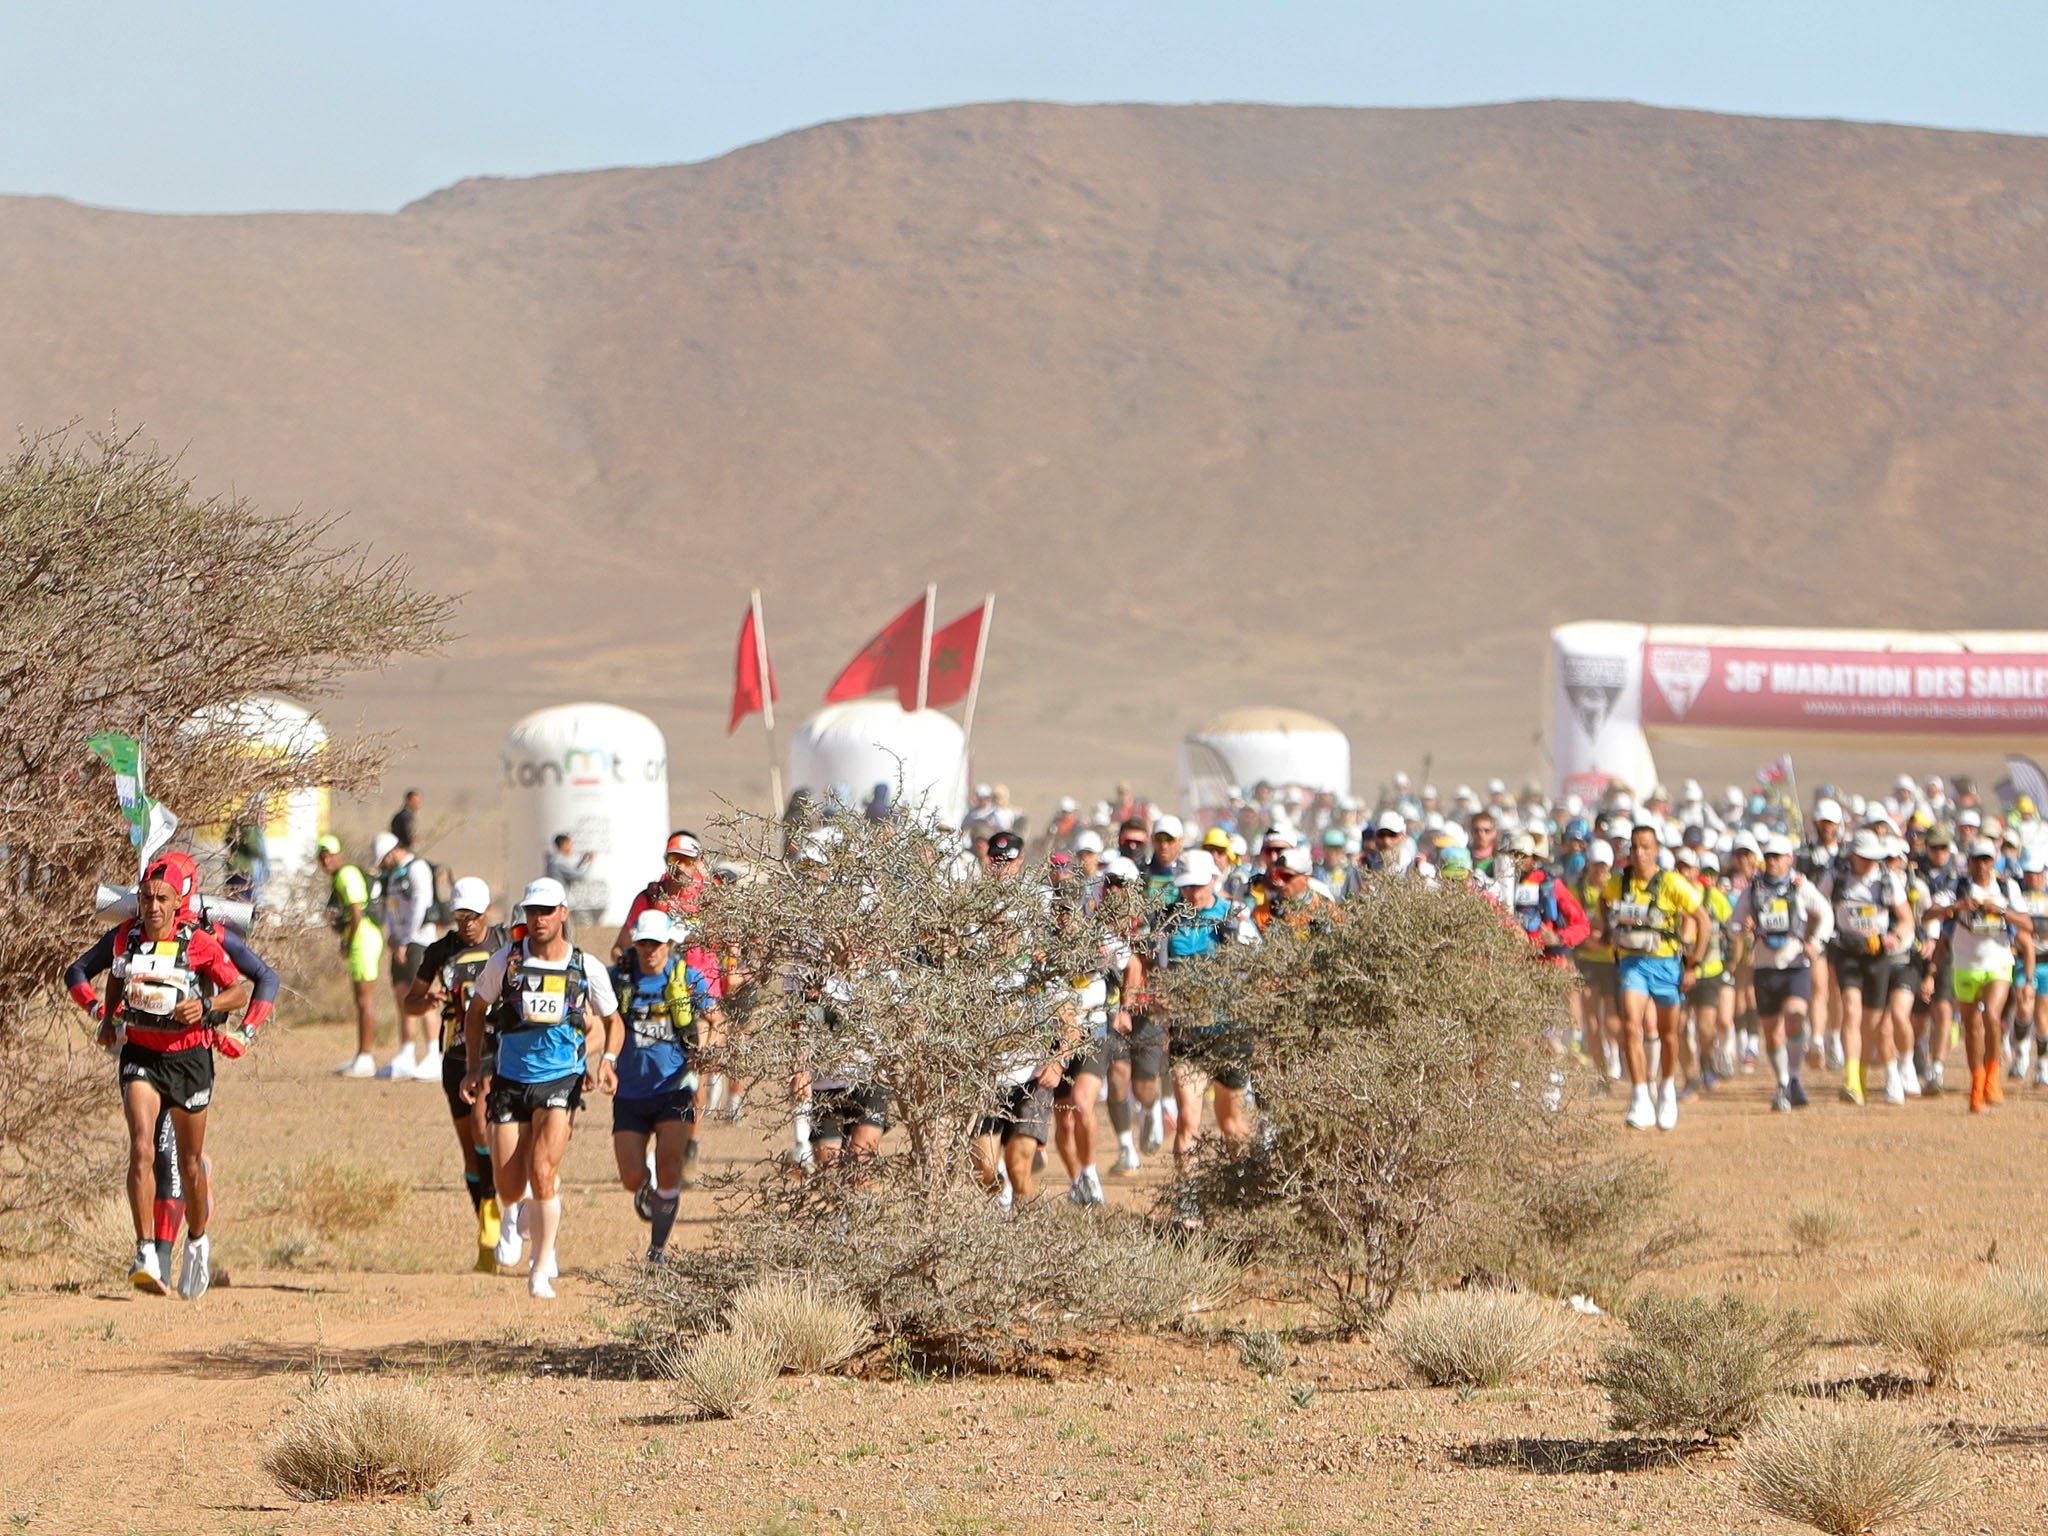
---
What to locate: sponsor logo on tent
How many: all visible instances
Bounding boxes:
[1561,655,1628,741]
[1647,646,1713,720]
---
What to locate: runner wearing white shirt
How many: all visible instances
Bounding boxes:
[1937,841,2031,1114]
[1730,835,1832,1111]
[376,832,439,1080]
[1821,830,1914,1106]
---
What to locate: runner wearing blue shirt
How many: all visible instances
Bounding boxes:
[606,909,723,1265]
[462,878,622,1299]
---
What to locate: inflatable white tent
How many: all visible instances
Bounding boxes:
[788,701,970,827]
[1549,621,2048,798]
[502,703,670,926]
[187,692,330,897]
[1177,707,1352,814]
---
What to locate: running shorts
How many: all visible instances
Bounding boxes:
[1954,964,2014,1007]
[976,1082,1056,1145]
[1170,1025,1252,1091]
[612,1086,696,1137]
[1684,973,1728,1009]
[440,1042,497,1120]
[1831,949,1896,999]
[486,1071,584,1124]
[1890,957,1927,997]
[1573,956,1619,1004]
[810,1084,890,1145]
[1108,1015,1170,1082]
[118,1041,214,1113]
[346,923,385,984]
[2031,961,2048,995]
[1617,953,1683,1006]
[1752,967,1813,1016]
[389,940,427,985]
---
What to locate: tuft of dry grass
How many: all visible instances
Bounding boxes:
[1594,1289,1810,1437]
[658,1329,782,1418]
[726,1273,870,1374]
[1846,1274,2018,1387]
[1737,1405,1957,1535]
[1381,1289,1572,1388]
[1993,1264,2048,1344]
[1787,1202,1854,1253]
[263,1381,481,1502]
[256,1155,410,1238]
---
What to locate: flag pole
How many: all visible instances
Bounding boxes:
[751,588,785,853]
[136,724,149,886]
[915,582,935,715]
[960,592,995,767]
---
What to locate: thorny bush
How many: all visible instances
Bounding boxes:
[0,428,449,1235]
[1151,873,1608,1332]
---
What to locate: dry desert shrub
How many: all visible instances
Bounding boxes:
[1595,1289,1811,1437]
[1474,1150,1698,1305]
[659,1328,782,1418]
[727,1273,870,1374]
[1154,876,1606,1333]
[1993,1264,2048,1343]
[255,1155,410,1237]
[263,1381,480,1502]
[1381,1289,1572,1388]
[610,1167,1239,1372]
[1788,1202,1855,1253]
[1737,1405,1957,1535]
[1846,1274,2018,1387]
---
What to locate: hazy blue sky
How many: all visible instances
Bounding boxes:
[7,1,2042,213]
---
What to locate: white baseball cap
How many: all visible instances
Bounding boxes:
[1277,845,1313,876]
[1732,830,1760,855]
[372,831,400,861]
[519,877,568,909]
[1814,798,1843,824]
[1072,830,1104,855]
[1173,849,1218,887]
[1102,854,1142,885]
[1152,814,1185,842]
[449,877,491,915]
[1376,810,1406,834]
[630,909,674,943]
[1764,833,1797,858]
[2023,845,2048,875]
[1970,838,1999,860]
[1851,829,1887,860]
[1587,839,1615,865]
[1699,851,1721,872]
[1959,808,1983,828]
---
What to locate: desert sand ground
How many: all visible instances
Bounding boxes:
[4,1013,2047,1536]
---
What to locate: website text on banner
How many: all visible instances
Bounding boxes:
[1641,647,2048,733]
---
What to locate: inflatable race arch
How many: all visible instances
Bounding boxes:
[1549,622,2048,798]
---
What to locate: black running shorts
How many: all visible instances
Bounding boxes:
[118,1042,214,1113]
[486,1071,584,1125]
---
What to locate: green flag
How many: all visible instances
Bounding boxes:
[87,731,179,865]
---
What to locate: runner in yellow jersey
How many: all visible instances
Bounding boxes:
[1601,824,1705,1131]
[1570,840,1619,1080]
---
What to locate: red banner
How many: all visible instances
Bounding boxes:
[1640,644,2048,734]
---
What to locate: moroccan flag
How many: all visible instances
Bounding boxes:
[728,596,780,735]
[824,594,930,710]
[925,602,986,709]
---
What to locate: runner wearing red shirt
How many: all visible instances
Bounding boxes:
[71,852,249,1297]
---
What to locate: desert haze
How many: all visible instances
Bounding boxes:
[5,99,2045,852]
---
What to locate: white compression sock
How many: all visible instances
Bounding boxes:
[534,1195,562,1273]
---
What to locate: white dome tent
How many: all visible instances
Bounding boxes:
[1178,707,1352,815]
[502,703,669,927]
[788,701,970,828]
[187,692,330,898]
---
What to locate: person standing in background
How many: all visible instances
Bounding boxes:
[376,831,440,1080]
[322,834,386,1079]
[390,788,422,850]
[544,832,598,929]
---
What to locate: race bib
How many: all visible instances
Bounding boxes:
[520,974,568,1024]
[1757,902,1791,935]
[1513,884,1541,909]
[1610,901,1651,927]
[126,980,178,1017]
[1838,904,1885,938]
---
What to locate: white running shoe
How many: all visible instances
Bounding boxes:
[130,1241,168,1295]
[1082,1166,1105,1205]
[177,1234,211,1300]
[334,1052,376,1079]
[1902,1059,1923,1097]
[1067,1177,1089,1207]
[1884,1063,1906,1106]
[1655,1079,1678,1132]
[528,1268,555,1300]
[1141,1104,1165,1154]
[494,1203,524,1268]
[414,1047,444,1081]
[2035,1056,2048,1089]
[1625,1085,1656,1130]
[1114,1143,1140,1174]
[377,1044,419,1081]
[1826,1036,1846,1071]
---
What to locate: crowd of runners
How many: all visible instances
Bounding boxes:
[61,765,2048,1301]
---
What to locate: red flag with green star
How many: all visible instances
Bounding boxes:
[824,594,930,710]
[924,601,986,709]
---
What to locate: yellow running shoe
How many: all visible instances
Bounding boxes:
[478,1196,502,1249]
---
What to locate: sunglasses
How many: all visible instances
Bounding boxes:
[1376,829,1401,839]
